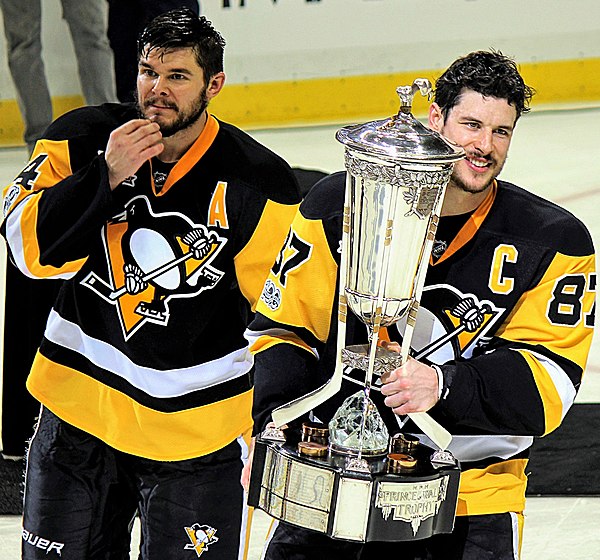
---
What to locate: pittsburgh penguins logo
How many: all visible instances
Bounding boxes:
[81,196,227,339]
[394,284,504,362]
[342,285,504,391]
[184,524,218,557]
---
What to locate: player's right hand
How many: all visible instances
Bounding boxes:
[105,119,164,190]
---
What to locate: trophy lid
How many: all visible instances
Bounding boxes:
[336,79,464,164]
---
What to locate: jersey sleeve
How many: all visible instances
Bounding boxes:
[437,225,596,437]
[1,112,116,280]
[245,174,342,431]
[233,195,299,311]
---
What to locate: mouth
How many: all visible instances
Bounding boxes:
[464,155,493,173]
[148,104,175,112]
[144,98,177,113]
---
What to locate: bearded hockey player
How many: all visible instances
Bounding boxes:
[1,9,300,560]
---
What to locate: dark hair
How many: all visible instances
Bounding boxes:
[434,50,535,121]
[137,9,226,85]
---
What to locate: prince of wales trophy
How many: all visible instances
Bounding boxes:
[248,80,465,542]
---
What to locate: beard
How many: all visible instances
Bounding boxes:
[137,88,209,138]
[449,152,506,194]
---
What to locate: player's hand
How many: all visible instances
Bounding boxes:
[105,119,164,190]
[241,422,287,492]
[240,437,255,493]
[380,356,440,416]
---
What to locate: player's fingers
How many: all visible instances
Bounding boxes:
[131,120,162,142]
[115,118,158,135]
[110,120,161,151]
[380,340,401,354]
[380,369,397,384]
[139,141,164,162]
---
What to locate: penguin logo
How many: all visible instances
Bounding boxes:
[184,524,219,557]
[343,285,505,392]
[393,284,504,362]
[81,196,227,339]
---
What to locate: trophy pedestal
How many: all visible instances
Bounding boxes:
[248,428,460,542]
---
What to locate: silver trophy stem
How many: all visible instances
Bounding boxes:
[355,182,401,460]
[273,80,463,451]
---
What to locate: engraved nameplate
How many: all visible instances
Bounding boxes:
[376,476,450,535]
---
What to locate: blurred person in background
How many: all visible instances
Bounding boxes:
[107,0,200,102]
[0,0,116,153]
[0,0,116,463]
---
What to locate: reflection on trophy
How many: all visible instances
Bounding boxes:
[248,80,465,542]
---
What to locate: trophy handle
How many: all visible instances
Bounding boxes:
[398,185,452,450]
[396,78,432,114]
[271,195,353,429]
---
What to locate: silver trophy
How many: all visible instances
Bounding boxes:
[249,80,465,542]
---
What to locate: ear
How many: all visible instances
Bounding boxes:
[428,102,444,132]
[206,72,226,100]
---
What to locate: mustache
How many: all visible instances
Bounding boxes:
[143,97,178,110]
[466,151,495,165]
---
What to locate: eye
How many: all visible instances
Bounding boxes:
[170,73,187,81]
[140,68,157,78]
[494,128,511,138]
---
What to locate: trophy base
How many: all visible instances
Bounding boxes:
[248,429,460,543]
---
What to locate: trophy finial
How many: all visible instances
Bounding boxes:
[396,78,432,114]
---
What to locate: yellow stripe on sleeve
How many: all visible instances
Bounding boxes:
[456,459,528,516]
[516,350,564,434]
[255,212,338,344]
[235,199,299,310]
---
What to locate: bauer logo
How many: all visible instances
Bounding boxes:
[22,528,65,555]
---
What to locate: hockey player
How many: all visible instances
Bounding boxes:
[244,51,596,559]
[1,9,300,560]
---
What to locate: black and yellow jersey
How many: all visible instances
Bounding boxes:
[1,103,300,461]
[247,171,596,517]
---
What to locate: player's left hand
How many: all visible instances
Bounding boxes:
[380,356,440,416]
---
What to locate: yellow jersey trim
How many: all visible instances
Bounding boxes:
[27,352,254,461]
[455,458,528,516]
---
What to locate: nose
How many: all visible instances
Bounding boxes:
[151,76,169,96]
[473,128,493,155]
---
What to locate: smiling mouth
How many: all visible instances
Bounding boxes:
[466,156,492,171]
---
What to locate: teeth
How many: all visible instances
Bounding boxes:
[468,158,488,168]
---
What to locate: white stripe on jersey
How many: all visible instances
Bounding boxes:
[517,348,577,420]
[4,196,79,280]
[414,432,534,463]
[45,309,253,397]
